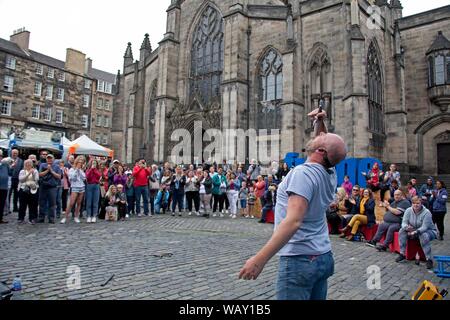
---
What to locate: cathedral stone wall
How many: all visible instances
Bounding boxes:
[114,0,450,176]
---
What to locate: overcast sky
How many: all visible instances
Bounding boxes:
[0,0,448,73]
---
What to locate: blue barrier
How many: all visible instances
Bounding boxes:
[284,154,383,187]
[336,158,358,187]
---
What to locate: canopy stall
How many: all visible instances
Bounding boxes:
[68,135,114,158]
[0,139,9,150]
[9,128,63,154]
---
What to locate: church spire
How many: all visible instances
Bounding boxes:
[390,0,403,9]
[140,33,152,52]
[140,34,152,66]
[124,42,134,67]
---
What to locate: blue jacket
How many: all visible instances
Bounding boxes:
[0,161,12,190]
[154,190,170,206]
[432,188,448,213]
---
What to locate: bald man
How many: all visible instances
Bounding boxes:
[239,109,347,300]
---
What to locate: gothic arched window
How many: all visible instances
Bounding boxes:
[367,42,384,136]
[258,49,283,130]
[309,46,332,127]
[259,49,283,102]
[190,6,224,106]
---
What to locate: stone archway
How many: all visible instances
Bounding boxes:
[415,113,450,174]
[435,131,450,174]
[165,102,221,164]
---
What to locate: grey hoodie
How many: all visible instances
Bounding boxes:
[401,205,437,236]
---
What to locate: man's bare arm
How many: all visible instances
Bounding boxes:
[239,194,308,280]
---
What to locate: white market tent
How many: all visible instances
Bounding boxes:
[68,135,114,158]
[0,139,9,149]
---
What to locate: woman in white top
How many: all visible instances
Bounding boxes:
[185,170,200,216]
[61,156,86,224]
[18,159,40,224]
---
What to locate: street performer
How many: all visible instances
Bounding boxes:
[239,106,347,300]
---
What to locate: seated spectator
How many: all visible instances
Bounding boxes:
[343,185,361,226]
[339,188,375,241]
[104,185,119,222]
[396,196,438,269]
[366,190,410,251]
[341,176,353,197]
[327,188,350,234]
[154,185,170,215]
[259,184,277,223]
[116,184,128,221]
[407,181,417,200]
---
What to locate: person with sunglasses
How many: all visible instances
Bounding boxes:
[239,108,348,300]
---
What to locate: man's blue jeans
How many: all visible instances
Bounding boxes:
[86,184,100,218]
[39,187,57,221]
[277,251,334,300]
[135,186,149,215]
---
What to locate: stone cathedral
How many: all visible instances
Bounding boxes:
[112,0,450,176]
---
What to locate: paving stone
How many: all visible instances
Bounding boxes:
[0,209,449,300]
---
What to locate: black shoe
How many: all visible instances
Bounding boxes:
[0,220,9,224]
[48,220,55,224]
[258,220,266,224]
[439,235,444,241]
[426,259,434,270]
[396,254,406,263]
[36,219,45,224]
[376,244,387,252]
[415,259,420,266]
[366,240,376,248]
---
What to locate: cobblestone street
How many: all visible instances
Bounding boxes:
[0,211,449,300]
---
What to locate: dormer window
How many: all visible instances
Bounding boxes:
[426,31,450,88]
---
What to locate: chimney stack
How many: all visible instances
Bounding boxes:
[65,48,86,75]
[85,58,93,75]
[10,28,30,50]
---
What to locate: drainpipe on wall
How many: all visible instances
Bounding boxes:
[246,26,252,169]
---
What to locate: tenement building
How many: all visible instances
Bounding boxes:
[113,0,450,176]
[0,29,116,148]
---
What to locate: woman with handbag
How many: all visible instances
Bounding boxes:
[18,159,39,224]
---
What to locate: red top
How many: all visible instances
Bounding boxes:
[255,180,266,198]
[133,166,151,187]
[86,168,102,184]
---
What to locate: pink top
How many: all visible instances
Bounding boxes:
[62,167,70,190]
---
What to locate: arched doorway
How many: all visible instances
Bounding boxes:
[438,144,450,174]
[436,131,450,174]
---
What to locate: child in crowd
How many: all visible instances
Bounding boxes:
[239,181,248,217]
[154,185,170,214]
[116,184,128,221]
[246,186,256,219]
[104,185,118,221]
[125,172,135,216]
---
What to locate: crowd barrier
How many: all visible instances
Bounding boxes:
[284,153,383,187]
